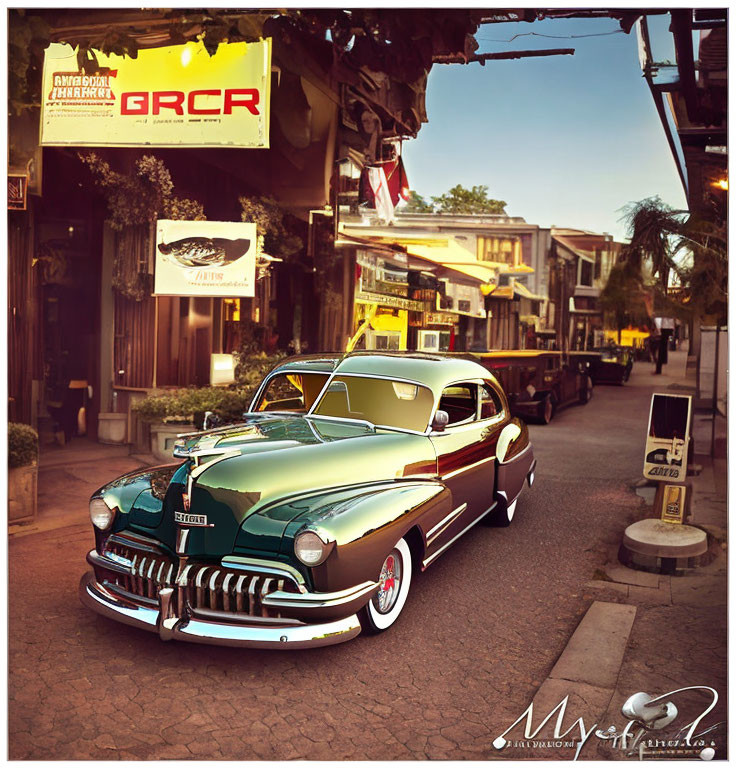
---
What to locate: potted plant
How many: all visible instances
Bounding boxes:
[8,422,38,525]
[98,408,127,444]
[133,388,253,463]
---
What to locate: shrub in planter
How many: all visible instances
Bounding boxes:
[133,387,251,425]
[9,422,38,468]
[8,422,38,525]
[235,352,286,391]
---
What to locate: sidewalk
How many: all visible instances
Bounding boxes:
[504,350,728,760]
[9,437,158,539]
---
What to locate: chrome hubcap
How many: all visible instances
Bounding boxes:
[374,550,401,614]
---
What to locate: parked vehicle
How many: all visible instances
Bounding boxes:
[466,350,593,424]
[593,345,634,384]
[80,353,536,649]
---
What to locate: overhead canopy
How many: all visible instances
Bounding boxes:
[341,229,535,287]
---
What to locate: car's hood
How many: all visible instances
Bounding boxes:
[113,414,436,557]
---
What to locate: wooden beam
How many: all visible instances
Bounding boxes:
[434,49,574,64]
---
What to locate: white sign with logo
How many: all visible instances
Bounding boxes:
[154,220,257,297]
[643,393,692,482]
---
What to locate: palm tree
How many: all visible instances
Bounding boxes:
[619,196,686,288]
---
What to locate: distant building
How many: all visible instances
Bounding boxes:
[340,211,551,351]
[549,228,622,351]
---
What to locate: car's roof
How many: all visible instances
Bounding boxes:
[269,355,340,374]
[270,352,496,394]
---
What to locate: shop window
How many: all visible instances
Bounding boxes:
[439,383,477,425]
[579,259,593,286]
[477,236,517,265]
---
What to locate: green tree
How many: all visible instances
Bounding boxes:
[402,191,434,213]
[431,184,506,215]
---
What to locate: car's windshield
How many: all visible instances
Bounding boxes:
[311,375,435,432]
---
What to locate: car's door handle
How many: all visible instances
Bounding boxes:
[481,426,495,440]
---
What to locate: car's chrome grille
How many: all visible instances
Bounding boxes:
[101,540,299,618]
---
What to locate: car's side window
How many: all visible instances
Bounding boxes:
[439,383,478,426]
[480,382,505,420]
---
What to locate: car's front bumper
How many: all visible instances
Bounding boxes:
[79,571,363,649]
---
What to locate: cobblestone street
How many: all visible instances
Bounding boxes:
[9,353,727,759]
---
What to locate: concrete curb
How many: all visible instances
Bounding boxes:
[500,601,637,759]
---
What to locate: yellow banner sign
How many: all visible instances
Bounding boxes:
[41,40,271,148]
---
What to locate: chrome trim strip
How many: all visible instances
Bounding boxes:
[235,574,247,612]
[108,531,164,553]
[248,577,259,614]
[208,570,220,593]
[221,556,307,592]
[176,564,194,587]
[441,454,496,481]
[262,580,379,609]
[422,502,497,568]
[176,528,189,554]
[426,503,467,543]
[87,549,132,576]
[79,573,361,649]
[221,572,234,611]
[305,413,375,430]
[260,577,274,598]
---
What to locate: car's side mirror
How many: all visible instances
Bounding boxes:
[496,423,522,463]
[431,410,449,432]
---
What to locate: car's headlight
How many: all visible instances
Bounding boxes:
[90,497,116,530]
[294,530,332,566]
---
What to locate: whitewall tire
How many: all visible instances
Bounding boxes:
[487,496,518,527]
[360,538,412,633]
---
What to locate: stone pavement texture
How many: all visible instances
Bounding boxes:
[8,350,727,760]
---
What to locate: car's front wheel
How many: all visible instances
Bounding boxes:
[359,538,412,633]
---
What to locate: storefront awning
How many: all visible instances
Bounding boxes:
[513,282,546,301]
[340,229,534,286]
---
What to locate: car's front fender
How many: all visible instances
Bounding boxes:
[278,481,452,593]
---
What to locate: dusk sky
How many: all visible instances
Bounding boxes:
[402,16,687,242]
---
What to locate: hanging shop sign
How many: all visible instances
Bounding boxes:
[154,220,257,297]
[643,393,692,482]
[41,40,271,148]
[424,311,457,327]
[354,290,424,313]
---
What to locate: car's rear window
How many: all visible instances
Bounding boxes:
[312,376,434,432]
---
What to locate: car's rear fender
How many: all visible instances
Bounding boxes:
[496,418,534,503]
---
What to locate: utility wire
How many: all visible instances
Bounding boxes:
[477,29,625,43]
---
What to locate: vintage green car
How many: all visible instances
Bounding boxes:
[80,353,536,649]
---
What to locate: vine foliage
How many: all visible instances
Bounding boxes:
[79,152,205,299]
